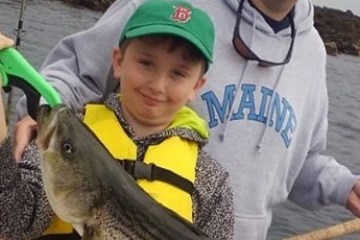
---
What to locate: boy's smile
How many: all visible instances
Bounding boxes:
[140,92,164,107]
[112,37,205,137]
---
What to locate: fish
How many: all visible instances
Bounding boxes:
[36,104,213,240]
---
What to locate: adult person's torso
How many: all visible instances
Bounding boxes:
[187,0,326,238]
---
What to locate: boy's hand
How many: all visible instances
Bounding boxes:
[13,116,37,161]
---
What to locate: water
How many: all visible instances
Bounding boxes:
[269,53,360,240]
[1,0,360,239]
[0,0,102,125]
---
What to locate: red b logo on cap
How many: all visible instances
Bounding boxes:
[171,6,192,23]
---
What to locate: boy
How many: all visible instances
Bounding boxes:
[0,0,234,239]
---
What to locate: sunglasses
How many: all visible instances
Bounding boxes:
[232,0,296,67]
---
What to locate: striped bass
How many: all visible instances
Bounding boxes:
[36,105,213,240]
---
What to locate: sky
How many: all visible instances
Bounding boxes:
[312,0,360,17]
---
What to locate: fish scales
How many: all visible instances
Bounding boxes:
[95,201,171,239]
[36,105,213,240]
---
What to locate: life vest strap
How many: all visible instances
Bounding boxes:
[119,159,194,194]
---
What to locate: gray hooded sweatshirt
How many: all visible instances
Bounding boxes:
[16,0,359,239]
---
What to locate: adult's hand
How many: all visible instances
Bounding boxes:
[0,33,14,142]
[346,180,360,217]
[13,116,37,162]
[0,32,14,49]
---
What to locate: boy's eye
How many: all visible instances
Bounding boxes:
[138,59,153,67]
[172,69,187,78]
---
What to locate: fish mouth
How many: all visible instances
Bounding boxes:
[36,105,64,150]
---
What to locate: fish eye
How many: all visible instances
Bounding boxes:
[63,143,73,154]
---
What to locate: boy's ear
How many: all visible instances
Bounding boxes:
[112,47,123,79]
[188,77,206,102]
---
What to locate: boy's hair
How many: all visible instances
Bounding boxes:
[120,35,206,73]
[119,0,215,72]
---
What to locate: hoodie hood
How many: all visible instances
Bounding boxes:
[224,0,314,34]
[224,0,314,62]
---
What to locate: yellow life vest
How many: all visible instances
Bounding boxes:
[41,103,204,238]
[40,216,74,237]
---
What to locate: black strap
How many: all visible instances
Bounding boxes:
[119,159,194,194]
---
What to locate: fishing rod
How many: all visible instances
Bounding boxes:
[4,0,27,123]
[283,218,360,240]
[15,0,27,49]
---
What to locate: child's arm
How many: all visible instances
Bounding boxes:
[194,151,234,240]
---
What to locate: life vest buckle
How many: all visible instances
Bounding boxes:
[119,159,154,181]
[133,161,155,181]
[118,159,194,194]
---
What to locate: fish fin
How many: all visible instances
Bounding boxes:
[82,223,101,240]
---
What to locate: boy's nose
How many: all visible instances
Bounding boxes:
[147,74,166,93]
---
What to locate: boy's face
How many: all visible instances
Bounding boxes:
[112,37,205,129]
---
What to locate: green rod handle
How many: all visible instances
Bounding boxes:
[0,47,62,108]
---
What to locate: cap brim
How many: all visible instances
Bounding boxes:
[125,24,212,63]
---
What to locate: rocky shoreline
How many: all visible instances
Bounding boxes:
[60,0,360,57]
[314,6,360,56]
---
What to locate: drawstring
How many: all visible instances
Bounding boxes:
[220,8,256,142]
[219,60,249,141]
[256,64,286,152]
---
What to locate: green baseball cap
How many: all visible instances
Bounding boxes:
[119,0,215,70]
